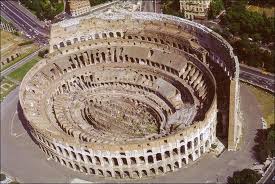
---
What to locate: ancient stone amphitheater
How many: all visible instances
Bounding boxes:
[19,12,241,179]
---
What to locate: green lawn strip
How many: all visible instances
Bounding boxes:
[0,78,17,102]
[246,84,275,127]
[0,48,37,72]
[8,57,41,81]
[0,16,10,24]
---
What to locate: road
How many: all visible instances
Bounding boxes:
[141,0,161,13]
[0,47,44,77]
[0,0,49,45]
[240,65,275,93]
[0,83,262,183]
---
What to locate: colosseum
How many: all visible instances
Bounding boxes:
[19,12,241,179]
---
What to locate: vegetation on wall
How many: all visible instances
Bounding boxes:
[20,0,64,20]
[220,0,275,73]
[89,0,109,7]
[208,0,224,19]
[161,0,184,17]
[253,124,275,163]
[227,169,261,184]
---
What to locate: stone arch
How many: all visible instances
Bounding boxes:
[90,168,95,174]
[205,140,209,148]
[116,32,121,37]
[130,157,137,164]
[166,164,172,172]
[68,162,73,169]
[98,169,103,176]
[124,171,130,178]
[156,153,162,161]
[75,163,80,171]
[60,42,65,48]
[109,32,114,37]
[95,156,101,165]
[148,155,154,163]
[106,170,112,177]
[66,40,72,46]
[188,154,193,161]
[182,157,187,164]
[141,170,148,177]
[81,166,88,173]
[73,38,78,43]
[139,156,145,163]
[174,161,179,169]
[158,166,164,173]
[164,151,170,158]
[149,168,156,175]
[132,171,139,178]
[114,171,121,178]
[112,158,119,166]
[180,145,185,154]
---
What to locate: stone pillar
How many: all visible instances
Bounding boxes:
[228,79,241,151]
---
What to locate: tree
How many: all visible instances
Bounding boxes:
[208,0,224,19]
[227,169,261,184]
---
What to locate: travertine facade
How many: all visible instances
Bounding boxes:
[19,12,240,179]
[68,0,91,17]
[180,0,212,20]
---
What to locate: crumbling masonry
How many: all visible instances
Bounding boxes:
[19,12,241,179]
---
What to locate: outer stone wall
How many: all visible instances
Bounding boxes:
[19,12,240,179]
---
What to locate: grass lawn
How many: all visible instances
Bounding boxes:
[0,78,17,102]
[0,48,38,72]
[8,57,41,81]
[246,84,275,127]
[246,5,275,17]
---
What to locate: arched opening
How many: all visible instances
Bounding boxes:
[60,42,65,48]
[166,164,172,172]
[75,164,80,171]
[112,158,119,166]
[81,166,87,173]
[173,148,178,155]
[174,161,179,169]
[103,157,109,164]
[90,168,95,174]
[188,154,193,161]
[148,155,154,164]
[109,32,114,37]
[95,156,101,165]
[205,140,209,148]
[194,137,198,147]
[187,141,192,149]
[115,171,121,178]
[98,169,103,176]
[164,151,170,158]
[133,171,139,178]
[66,40,72,45]
[130,157,137,164]
[139,156,145,163]
[180,145,186,154]
[124,171,130,178]
[106,170,112,177]
[73,38,78,43]
[182,157,187,164]
[150,168,156,175]
[141,170,147,176]
[121,158,127,165]
[158,166,164,173]
[156,153,162,161]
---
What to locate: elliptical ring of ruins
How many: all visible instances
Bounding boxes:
[19,12,241,179]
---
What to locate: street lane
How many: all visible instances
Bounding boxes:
[0,47,45,77]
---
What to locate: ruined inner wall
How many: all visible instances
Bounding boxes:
[19,12,239,179]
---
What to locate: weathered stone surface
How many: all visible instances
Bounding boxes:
[19,12,240,179]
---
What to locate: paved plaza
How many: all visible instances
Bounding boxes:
[0,83,261,183]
